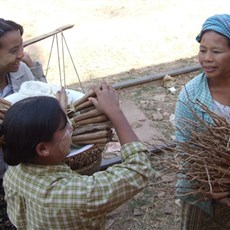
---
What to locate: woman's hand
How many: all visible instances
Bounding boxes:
[89,81,138,145]
[89,81,119,119]
[21,52,34,68]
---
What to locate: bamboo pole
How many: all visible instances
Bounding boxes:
[23,24,74,47]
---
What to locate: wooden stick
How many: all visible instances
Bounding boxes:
[73,89,95,107]
[72,121,112,135]
[72,114,108,126]
[72,109,102,122]
[78,105,95,114]
[23,24,74,47]
[72,137,110,145]
[74,100,94,111]
[72,130,109,141]
[204,191,230,200]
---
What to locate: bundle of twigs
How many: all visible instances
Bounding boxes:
[168,100,230,202]
[58,88,113,174]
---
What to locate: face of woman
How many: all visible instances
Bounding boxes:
[198,31,230,80]
[0,30,24,73]
[48,121,73,163]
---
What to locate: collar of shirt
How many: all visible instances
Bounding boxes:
[19,163,72,175]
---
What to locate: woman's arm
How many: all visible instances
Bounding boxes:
[21,52,47,83]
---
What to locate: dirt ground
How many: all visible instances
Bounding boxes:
[1,1,230,229]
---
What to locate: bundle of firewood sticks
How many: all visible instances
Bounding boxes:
[61,88,113,173]
[58,88,114,146]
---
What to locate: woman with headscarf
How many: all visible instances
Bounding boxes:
[175,14,230,229]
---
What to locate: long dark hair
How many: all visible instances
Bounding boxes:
[0,96,67,166]
[0,18,23,47]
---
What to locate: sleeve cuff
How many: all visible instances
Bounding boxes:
[121,141,148,159]
[30,61,47,82]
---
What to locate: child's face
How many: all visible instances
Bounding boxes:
[49,120,73,163]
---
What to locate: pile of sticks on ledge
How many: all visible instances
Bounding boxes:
[165,100,230,202]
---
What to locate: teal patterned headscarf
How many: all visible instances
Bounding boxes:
[196,14,230,42]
